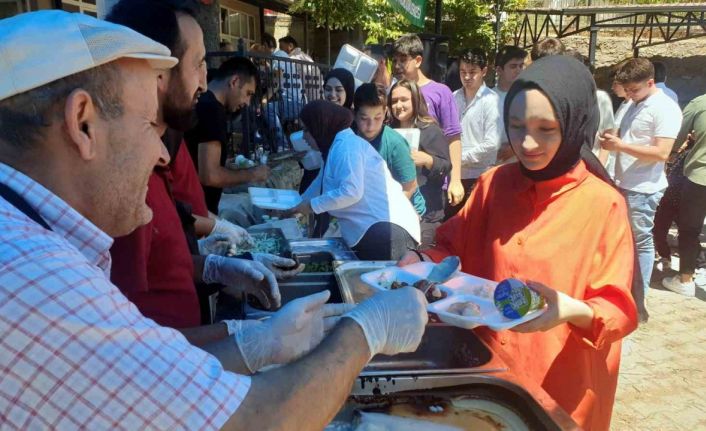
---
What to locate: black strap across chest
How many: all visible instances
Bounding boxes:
[0,182,52,231]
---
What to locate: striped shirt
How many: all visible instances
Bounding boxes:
[0,162,249,430]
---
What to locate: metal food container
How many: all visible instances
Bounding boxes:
[329,261,578,430]
[330,377,576,430]
[243,227,292,257]
[334,261,397,304]
[277,239,359,306]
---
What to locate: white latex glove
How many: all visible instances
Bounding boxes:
[203,255,281,309]
[252,253,305,279]
[211,218,255,251]
[343,286,428,358]
[198,234,232,256]
[233,291,354,373]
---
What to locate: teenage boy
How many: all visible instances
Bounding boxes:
[600,58,683,298]
[493,45,527,163]
[449,48,500,217]
[392,34,464,208]
[353,83,425,216]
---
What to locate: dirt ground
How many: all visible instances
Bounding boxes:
[611,228,706,430]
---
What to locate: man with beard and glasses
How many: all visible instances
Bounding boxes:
[0,12,428,430]
[106,0,304,335]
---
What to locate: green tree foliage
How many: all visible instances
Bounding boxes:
[291,0,527,56]
[290,0,366,30]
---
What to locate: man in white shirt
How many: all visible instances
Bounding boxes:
[653,61,679,104]
[492,45,527,163]
[449,48,500,218]
[600,58,683,298]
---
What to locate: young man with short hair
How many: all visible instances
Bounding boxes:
[600,58,683,297]
[449,48,500,217]
[392,34,464,208]
[493,45,527,163]
[530,37,565,61]
[185,56,270,213]
[353,83,425,216]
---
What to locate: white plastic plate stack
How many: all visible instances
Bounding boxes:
[248,187,302,211]
[333,44,378,89]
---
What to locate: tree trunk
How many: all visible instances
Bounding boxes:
[191,0,221,68]
[326,26,331,66]
[325,6,331,66]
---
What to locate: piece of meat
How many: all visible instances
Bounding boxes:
[390,281,410,290]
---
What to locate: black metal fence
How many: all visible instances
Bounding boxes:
[207,44,331,159]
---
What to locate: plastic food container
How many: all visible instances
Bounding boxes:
[361,262,545,331]
[290,131,323,170]
[494,278,545,319]
[248,187,302,210]
[333,44,378,89]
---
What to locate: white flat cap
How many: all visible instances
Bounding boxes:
[0,10,178,101]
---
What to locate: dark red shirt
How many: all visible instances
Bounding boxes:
[170,140,209,217]
[110,169,200,328]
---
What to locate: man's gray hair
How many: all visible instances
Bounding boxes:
[0,62,124,149]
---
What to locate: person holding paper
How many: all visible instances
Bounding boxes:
[353,83,425,216]
[389,79,451,248]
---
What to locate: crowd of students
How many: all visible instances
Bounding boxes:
[1,2,705,429]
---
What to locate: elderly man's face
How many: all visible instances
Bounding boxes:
[162,14,207,131]
[101,59,168,236]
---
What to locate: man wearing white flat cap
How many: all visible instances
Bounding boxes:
[0,11,428,430]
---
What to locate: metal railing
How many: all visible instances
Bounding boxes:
[207,42,330,158]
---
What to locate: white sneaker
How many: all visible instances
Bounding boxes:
[662,276,696,297]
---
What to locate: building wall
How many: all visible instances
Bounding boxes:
[220,0,261,46]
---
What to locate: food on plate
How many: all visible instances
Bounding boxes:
[390,280,409,289]
[375,271,394,289]
[493,278,545,319]
[446,301,482,317]
[389,279,448,303]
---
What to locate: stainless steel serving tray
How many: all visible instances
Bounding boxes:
[334,260,397,304]
[361,325,500,379]
[335,376,574,430]
[288,238,358,262]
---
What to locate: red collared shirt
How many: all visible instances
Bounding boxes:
[110,168,201,328]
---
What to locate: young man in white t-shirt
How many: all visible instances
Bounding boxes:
[600,58,683,297]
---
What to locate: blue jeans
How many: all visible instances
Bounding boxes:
[621,188,664,294]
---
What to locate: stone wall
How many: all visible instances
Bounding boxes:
[561,34,706,107]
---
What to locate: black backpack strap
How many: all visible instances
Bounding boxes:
[0,182,52,231]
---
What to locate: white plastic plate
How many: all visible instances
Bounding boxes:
[360,262,545,331]
[248,187,302,210]
[360,262,439,291]
[428,294,545,331]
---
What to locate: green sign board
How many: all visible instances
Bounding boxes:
[388,0,427,28]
